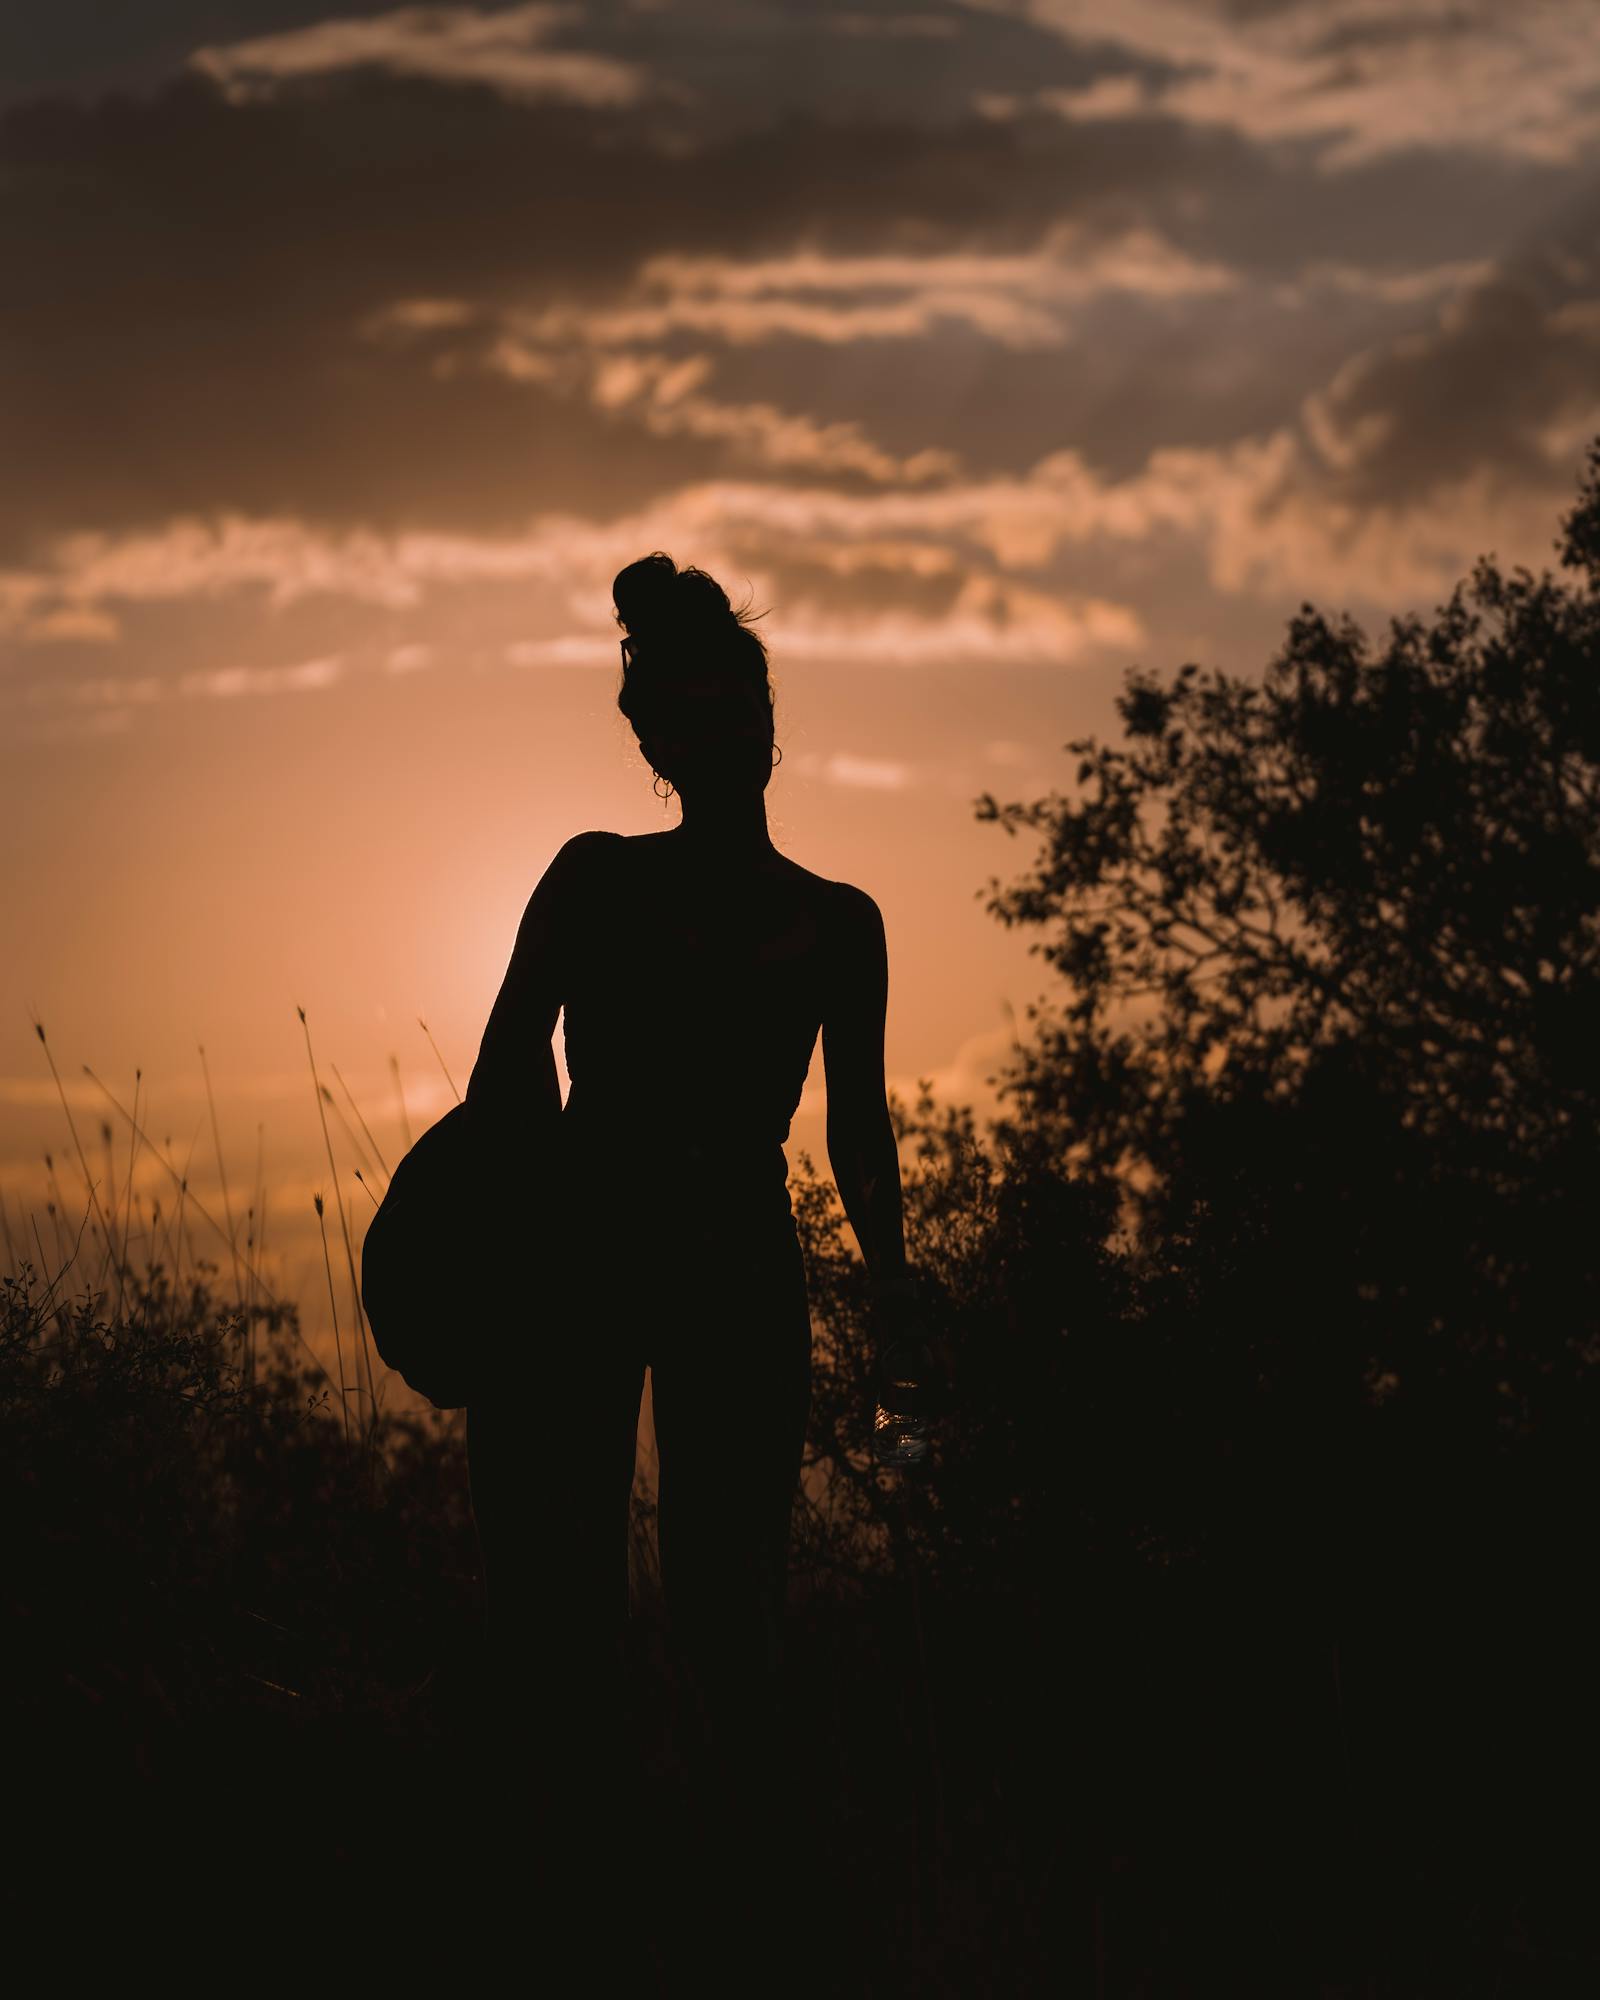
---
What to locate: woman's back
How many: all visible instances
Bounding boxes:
[559,827,849,1230]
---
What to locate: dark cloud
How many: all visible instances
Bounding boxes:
[700,282,1388,484]
[0,0,405,107]
[751,549,968,624]
[0,5,1586,567]
[0,62,1263,556]
[1304,243,1600,505]
[3,0,1174,124]
[1306,8,1483,60]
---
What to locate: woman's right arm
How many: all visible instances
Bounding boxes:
[463,833,599,1166]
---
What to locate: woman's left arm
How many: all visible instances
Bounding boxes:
[821,884,909,1291]
[822,882,956,1410]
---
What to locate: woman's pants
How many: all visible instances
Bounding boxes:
[464,1191,813,1957]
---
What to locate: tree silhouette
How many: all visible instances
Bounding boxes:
[954,440,1600,1556]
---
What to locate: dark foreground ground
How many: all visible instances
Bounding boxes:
[4,1261,1594,1992]
[12,1559,1598,1996]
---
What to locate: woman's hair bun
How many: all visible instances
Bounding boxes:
[611,552,772,742]
[613,553,733,643]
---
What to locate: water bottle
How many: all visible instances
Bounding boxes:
[872,1334,933,1469]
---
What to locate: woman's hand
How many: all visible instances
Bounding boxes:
[869,1277,954,1416]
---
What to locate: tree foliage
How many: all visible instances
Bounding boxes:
[970,441,1600,1466]
[796,440,1600,1603]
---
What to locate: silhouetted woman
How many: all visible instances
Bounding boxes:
[460,555,923,1980]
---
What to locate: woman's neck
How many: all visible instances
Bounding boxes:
[670,792,777,858]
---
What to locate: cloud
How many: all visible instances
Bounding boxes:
[189,0,1163,129]
[887,1022,1029,1119]
[2,25,1572,577]
[13,653,345,727]
[2,12,1594,677]
[22,673,164,709]
[773,575,1146,663]
[19,606,121,643]
[792,752,915,789]
[9,65,1210,556]
[6,270,1593,664]
[792,1017,1026,1126]
[479,226,1239,356]
[0,479,1151,654]
[384,642,433,674]
[191,3,657,109]
[177,655,345,698]
[982,0,1600,170]
[1299,265,1600,502]
[574,351,961,484]
[1291,258,1497,307]
[0,516,576,619]
[503,635,615,666]
[1124,430,1582,606]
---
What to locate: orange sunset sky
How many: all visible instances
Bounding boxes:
[4,1,1599,1391]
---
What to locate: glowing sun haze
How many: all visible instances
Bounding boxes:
[4,0,1597,1380]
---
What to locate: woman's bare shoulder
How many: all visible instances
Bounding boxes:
[809,864,879,913]
[785,862,882,949]
[537,830,624,900]
[554,828,626,866]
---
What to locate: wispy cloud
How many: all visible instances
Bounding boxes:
[384,643,434,675]
[980,0,1600,170]
[889,1022,1031,1119]
[178,656,345,699]
[772,578,1144,665]
[1288,258,1498,308]
[581,352,960,484]
[4,311,1586,657]
[19,606,121,644]
[792,752,915,790]
[485,227,1239,354]
[191,2,656,110]
[23,674,164,709]
[0,487,1153,667]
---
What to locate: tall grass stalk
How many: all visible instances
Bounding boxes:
[170,1115,205,1303]
[29,1213,59,1307]
[247,1116,266,1386]
[30,1020,116,1294]
[417,1017,460,1103]
[41,1156,69,1269]
[27,1193,91,1324]
[248,1180,270,1391]
[313,1189,352,1451]
[321,1084,378,1186]
[389,1053,413,1150]
[297,1007,379,1437]
[113,1068,142,1324]
[199,1041,244,1314]
[99,1120,117,1294]
[81,1063,342,1406]
[332,1062,391,1183]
